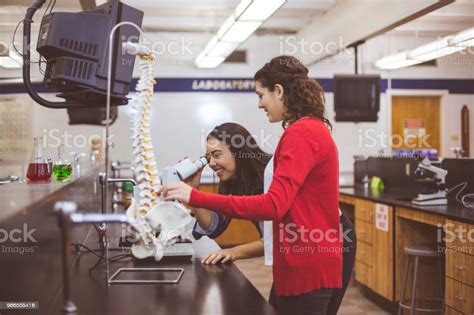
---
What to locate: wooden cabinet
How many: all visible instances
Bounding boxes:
[372,203,394,301]
[446,248,474,287]
[355,198,374,223]
[355,219,373,244]
[445,277,474,314]
[353,198,394,301]
[197,184,260,247]
[445,305,464,315]
[356,241,373,267]
[355,260,372,288]
[445,219,474,314]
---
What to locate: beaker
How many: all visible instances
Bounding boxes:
[53,144,72,181]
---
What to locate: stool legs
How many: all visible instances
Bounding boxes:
[438,257,445,314]
[399,255,411,315]
[410,256,419,315]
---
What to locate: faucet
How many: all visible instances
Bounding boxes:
[450,147,464,159]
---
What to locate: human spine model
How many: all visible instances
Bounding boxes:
[126,50,163,260]
[125,46,192,262]
[130,53,161,213]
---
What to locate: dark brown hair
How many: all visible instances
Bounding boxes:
[254,55,332,130]
[207,123,272,196]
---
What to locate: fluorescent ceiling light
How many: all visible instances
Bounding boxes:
[207,42,240,57]
[220,21,262,43]
[449,27,474,47]
[238,0,286,21]
[235,0,252,18]
[204,36,219,54]
[217,15,236,39]
[455,38,474,48]
[195,0,287,68]
[375,26,473,70]
[374,52,419,70]
[195,56,226,69]
[408,45,466,62]
[408,38,449,60]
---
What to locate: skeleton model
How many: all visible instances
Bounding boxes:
[124,45,191,261]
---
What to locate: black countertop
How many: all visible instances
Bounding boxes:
[340,186,474,224]
[0,166,276,315]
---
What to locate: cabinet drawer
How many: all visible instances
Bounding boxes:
[444,306,463,315]
[445,277,474,314]
[339,193,355,205]
[356,241,373,266]
[355,198,373,223]
[446,220,474,255]
[446,249,474,287]
[355,219,373,244]
[355,261,372,288]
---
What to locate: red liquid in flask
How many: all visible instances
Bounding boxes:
[27,163,51,181]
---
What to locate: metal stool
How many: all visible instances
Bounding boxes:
[398,244,444,315]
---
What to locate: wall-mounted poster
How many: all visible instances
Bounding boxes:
[0,95,33,164]
[403,119,426,148]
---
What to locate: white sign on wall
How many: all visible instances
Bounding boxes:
[375,203,389,232]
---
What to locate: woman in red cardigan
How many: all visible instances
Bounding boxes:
[162,55,342,315]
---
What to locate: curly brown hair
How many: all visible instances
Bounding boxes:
[254,55,332,130]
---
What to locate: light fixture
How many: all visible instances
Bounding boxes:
[449,27,474,47]
[195,55,226,69]
[219,21,262,43]
[196,0,286,68]
[374,52,420,70]
[375,27,474,70]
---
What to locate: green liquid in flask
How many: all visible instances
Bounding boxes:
[53,164,72,181]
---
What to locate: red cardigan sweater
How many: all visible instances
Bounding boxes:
[190,117,342,296]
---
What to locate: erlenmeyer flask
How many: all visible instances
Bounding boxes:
[27,137,51,181]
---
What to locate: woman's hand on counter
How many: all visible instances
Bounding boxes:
[161,182,192,203]
[202,248,238,264]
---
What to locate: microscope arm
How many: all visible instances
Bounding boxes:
[415,158,447,183]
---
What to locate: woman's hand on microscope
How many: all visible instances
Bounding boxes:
[161,182,192,203]
[202,249,238,264]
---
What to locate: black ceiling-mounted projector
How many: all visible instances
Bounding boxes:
[23,0,144,111]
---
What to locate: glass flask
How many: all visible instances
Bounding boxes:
[27,137,52,181]
[53,145,72,181]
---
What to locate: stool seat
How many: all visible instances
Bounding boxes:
[403,243,442,257]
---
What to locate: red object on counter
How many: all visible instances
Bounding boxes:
[27,163,51,181]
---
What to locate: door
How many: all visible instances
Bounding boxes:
[391,96,441,155]
[461,105,470,157]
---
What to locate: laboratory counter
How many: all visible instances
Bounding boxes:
[339,185,474,314]
[0,166,276,315]
[340,186,474,224]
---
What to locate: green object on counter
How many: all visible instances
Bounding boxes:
[122,182,134,192]
[53,163,72,181]
[370,176,384,192]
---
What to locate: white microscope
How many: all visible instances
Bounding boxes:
[161,156,208,185]
[412,157,448,206]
